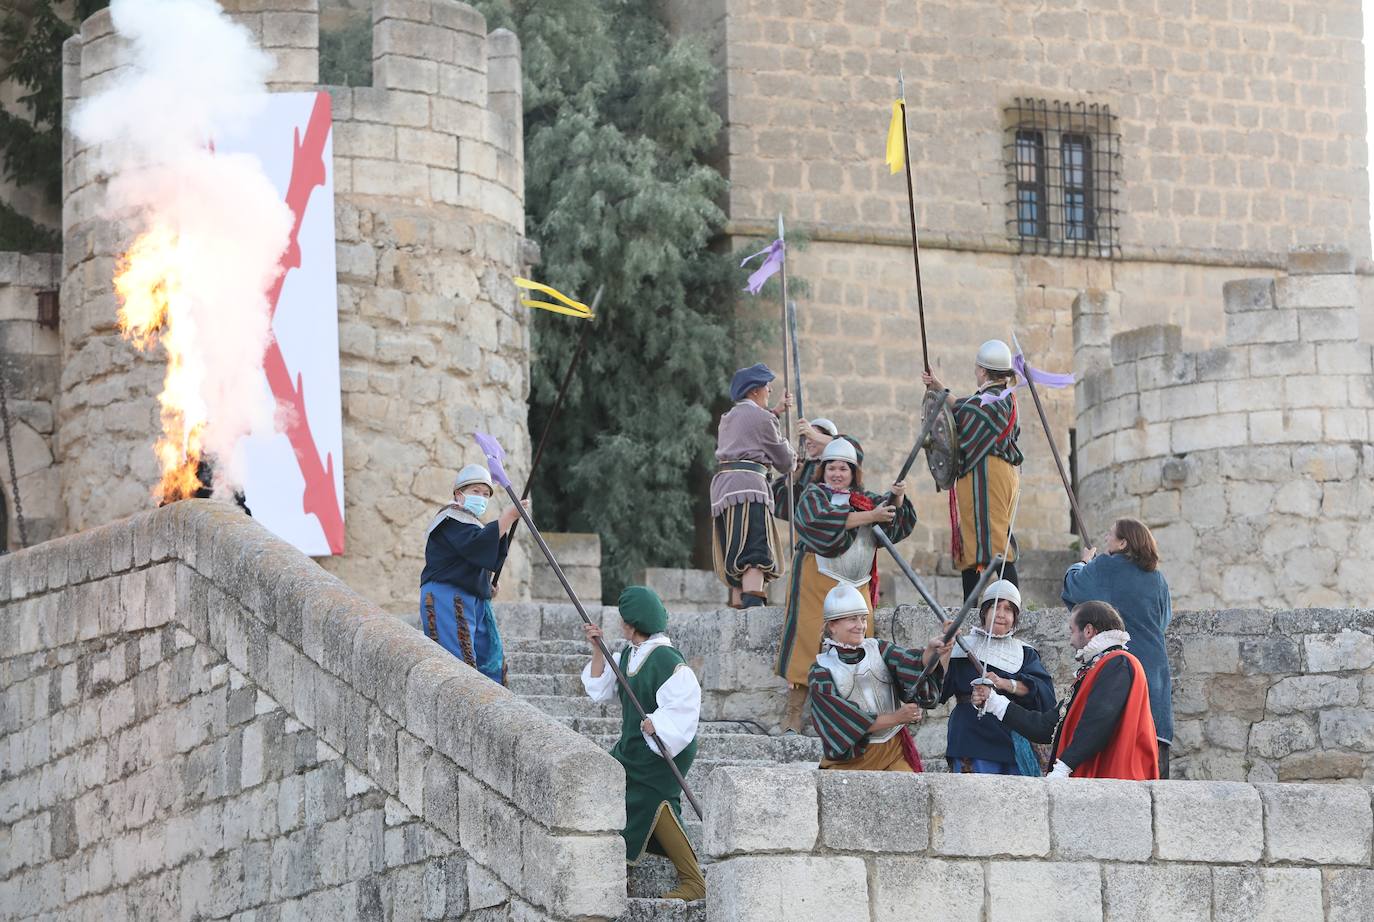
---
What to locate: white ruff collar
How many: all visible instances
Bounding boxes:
[822,637,864,652]
[1075,629,1131,664]
[426,504,482,537]
[952,629,1026,674]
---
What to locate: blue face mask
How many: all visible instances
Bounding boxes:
[461,494,489,518]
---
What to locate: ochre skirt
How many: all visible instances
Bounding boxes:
[820,734,913,772]
[954,455,1020,571]
[776,551,874,688]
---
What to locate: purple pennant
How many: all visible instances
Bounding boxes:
[976,354,1075,406]
[740,239,784,294]
[472,432,512,488]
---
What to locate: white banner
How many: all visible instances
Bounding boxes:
[215,91,344,556]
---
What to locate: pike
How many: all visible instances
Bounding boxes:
[878,386,949,506]
[871,524,983,668]
[473,431,704,821]
[1011,332,1091,543]
[895,71,932,373]
[491,286,604,588]
[901,557,1004,706]
[777,215,796,552]
[787,299,803,420]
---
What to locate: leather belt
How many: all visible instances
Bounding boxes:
[717,460,767,475]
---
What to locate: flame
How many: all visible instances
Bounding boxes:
[114,224,210,503]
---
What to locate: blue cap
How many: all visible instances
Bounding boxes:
[730,363,775,402]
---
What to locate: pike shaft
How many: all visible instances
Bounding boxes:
[904,556,1004,701]
[492,287,604,588]
[1022,365,1091,543]
[778,241,796,553]
[872,524,979,663]
[502,481,704,820]
[898,100,931,374]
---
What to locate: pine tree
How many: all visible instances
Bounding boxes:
[470,0,751,599]
[0,0,107,252]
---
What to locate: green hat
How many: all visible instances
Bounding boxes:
[618,586,668,635]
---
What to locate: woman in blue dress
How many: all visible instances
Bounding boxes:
[940,579,1054,775]
[419,463,526,684]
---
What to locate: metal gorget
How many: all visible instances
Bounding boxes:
[817,638,900,743]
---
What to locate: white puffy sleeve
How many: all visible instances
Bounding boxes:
[641,663,701,757]
[580,658,618,704]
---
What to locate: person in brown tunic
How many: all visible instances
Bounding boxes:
[710,362,795,608]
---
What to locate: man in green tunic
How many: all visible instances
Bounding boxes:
[581,586,704,902]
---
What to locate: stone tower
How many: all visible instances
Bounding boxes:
[1073,247,1370,608]
[52,0,531,610]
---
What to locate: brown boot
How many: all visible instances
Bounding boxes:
[781,684,808,734]
[653,810,705,902]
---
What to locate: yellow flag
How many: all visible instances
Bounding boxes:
[885,100,905,174]
[514,277,593,319]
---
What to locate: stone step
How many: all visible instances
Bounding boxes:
[616,896,706,921]
[520,694,612,718]
[585,733,821,764]
[505,650,587,675]
[507,672,590,697]
[503,637,599,656]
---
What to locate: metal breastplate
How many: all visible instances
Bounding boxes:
[816,521,876,585]
[817,638,900,743]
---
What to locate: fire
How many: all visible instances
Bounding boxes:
[114,224,210,502]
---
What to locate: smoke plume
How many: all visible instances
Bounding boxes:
[72,0,291,496]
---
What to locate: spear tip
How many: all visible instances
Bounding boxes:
[777,212,785,240]
[898,68,906,100]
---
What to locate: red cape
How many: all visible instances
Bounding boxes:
[1056,649,1159,780]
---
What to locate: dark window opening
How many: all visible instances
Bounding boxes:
[1061,134,1094,241]
[1014,130,1047,239]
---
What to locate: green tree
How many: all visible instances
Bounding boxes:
[0,0,106,251]
[470,0,749,599]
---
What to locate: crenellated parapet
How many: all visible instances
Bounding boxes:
[1072,247,1370,608]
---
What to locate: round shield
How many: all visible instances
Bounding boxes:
[922,388,960,491]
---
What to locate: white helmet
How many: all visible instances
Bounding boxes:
[979,578,1021,614]
[823,583,869,622]
[976,339,1015,373]
[818,437,858,466]
[809,417,838,437]
[453,463,492,492]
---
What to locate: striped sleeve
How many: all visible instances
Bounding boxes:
[795,485,855,556]
[871,492,918,542]
[953,396,1010,471]
[807,663,875,762]
[879,639,943,702]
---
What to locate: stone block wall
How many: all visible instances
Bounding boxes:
[0,252,61,549]
[658,604,1374,784]
[528,533,601,604]
[57,0,532,612]
[1073,247,1371,609]
[702,767,1374,922]
[0,501,627,921]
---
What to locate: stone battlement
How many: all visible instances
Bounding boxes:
[1072,247,1370,608]
[703,767,1374,921]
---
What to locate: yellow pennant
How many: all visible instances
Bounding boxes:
[514,277,593,319]
[885,100,905,174]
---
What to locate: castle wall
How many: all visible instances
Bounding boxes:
[703,767,1374,921]
[667,0,1371,583]
[651,603,1374,785]
[0,253,61,549]
[1073,248,1370,609]
[56,0,532,612]
[0,501,626,921]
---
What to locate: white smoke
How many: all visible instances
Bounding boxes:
[72,0,292,495]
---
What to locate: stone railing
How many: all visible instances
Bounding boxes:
[703,767,1374,921]
[0,501,626,920]
[662,604,1374,783]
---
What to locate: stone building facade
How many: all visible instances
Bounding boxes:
[0,0,533,612]
[666,0,1372,593]
[1074,247,1371,608]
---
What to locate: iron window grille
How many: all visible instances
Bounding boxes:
[1004,99,1120,258]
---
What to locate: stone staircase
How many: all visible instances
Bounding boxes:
[503,635,824,921]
